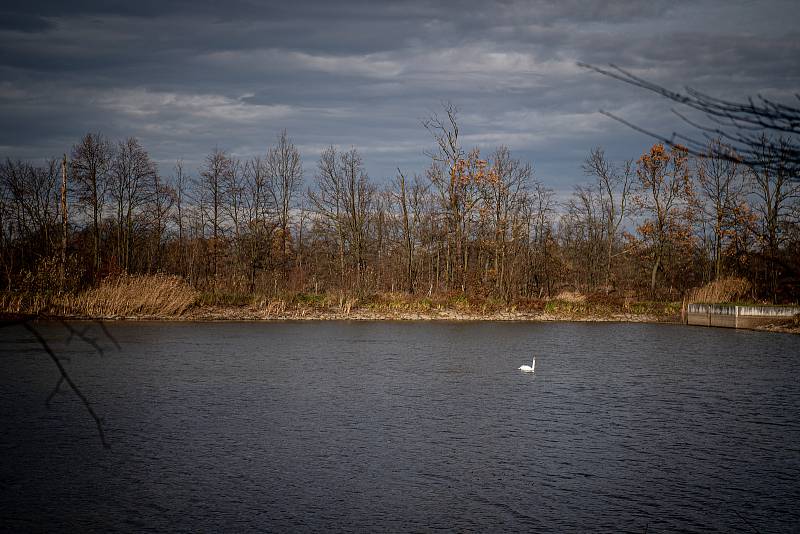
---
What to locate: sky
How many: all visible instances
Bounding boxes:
[1,0,798,195]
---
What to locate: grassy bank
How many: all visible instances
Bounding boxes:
[1,274,679,323]
[3,274,797,332]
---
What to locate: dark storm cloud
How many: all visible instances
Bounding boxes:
[1,0,798,191]
[0,12,55,33]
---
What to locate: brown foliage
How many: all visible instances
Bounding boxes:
[688,277,752,304]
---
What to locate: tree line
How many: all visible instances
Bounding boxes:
[2,105,798,304]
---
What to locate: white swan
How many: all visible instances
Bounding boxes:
[519,356,536,373]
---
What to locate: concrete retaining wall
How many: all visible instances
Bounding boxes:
[687,303,800,329]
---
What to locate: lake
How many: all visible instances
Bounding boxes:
[1,321,798,532]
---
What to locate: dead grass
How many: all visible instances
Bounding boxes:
[1,283,684,323]
[689,277,752,304]
[555,291,587,303]
[0,291,54,315]
[64,274,199,317]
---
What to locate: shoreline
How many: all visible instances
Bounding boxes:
[5,275,794,332]
[3,305,797,333]
[182,307,669,324]
[1,305,670,324]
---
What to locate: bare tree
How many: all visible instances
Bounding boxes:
[526,182,557,297]
[340,148,374,290]
[265,130,302,272]
[241,156,274,292]
[392,169,415,293]
[71,133,112,275]
[423,102,464,290]
[309,146,347,287]
[485,146,532,297]
[582,147,633,289]
[562,184,605,292]
[109,138,157,272]
[145,172,175,273]
[695,140,748,281]
[60,154,68,288]
[222,159,245,244]
[749,135,800,298]
[172,160,189,278]
[0,158,63,282]
[199,148,235,284]
[308,146,374,291]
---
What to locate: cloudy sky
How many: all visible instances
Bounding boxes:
[1,0,798,193]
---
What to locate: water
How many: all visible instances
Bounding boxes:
[1,321,798,532]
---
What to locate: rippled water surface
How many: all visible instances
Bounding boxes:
[1,321,799,532]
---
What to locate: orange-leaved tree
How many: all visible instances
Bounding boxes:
[635,143,695,296]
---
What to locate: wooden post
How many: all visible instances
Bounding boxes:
[61,154,68,290]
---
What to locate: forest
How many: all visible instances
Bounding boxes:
[1,104,799,316]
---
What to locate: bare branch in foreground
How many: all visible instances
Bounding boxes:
[2,318,114,448]
[21,322,111,448]
[579,62,800,173]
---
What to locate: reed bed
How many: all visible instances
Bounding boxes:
[0,291,53,315]
[65,274,199,317]
[688,277,752,304]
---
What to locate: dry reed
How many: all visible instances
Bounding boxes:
[65,274,199,317]
[688,277,752,304]
[554,291,587,303]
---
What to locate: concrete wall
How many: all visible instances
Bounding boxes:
[710,312,738,328]
[686,304,800,329]
[737,305,800,318]
[687,311,710,326]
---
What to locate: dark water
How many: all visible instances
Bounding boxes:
[1,321,798,532]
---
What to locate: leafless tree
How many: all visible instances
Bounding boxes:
[145,171,175,273]
[199,148,235,284]
[172,160,189,277]
[308,146,374,291]
[526,182,557,297]
[392,169,415,293]
[562,184,605,292]
[582,147,633,289]
[749,135,800,298]
[265,130,303,271]
[109,137,157,271]
[309,146,347,287]
[71,133,112,274]
[0,158,63,288]
[694,140,749,281]
[485,146,532,297]
[222,159,245,244]
[241,156,274,292]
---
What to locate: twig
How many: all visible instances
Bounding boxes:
[579,62,800,172]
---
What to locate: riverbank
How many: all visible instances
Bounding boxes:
[0,298,673,323]
[2,273,797,333]
[3,305,798,333]
[180,304,667,323]
[69,309,800,333]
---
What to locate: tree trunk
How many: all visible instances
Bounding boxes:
[650,253,661,296]
[60,154,68,290]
